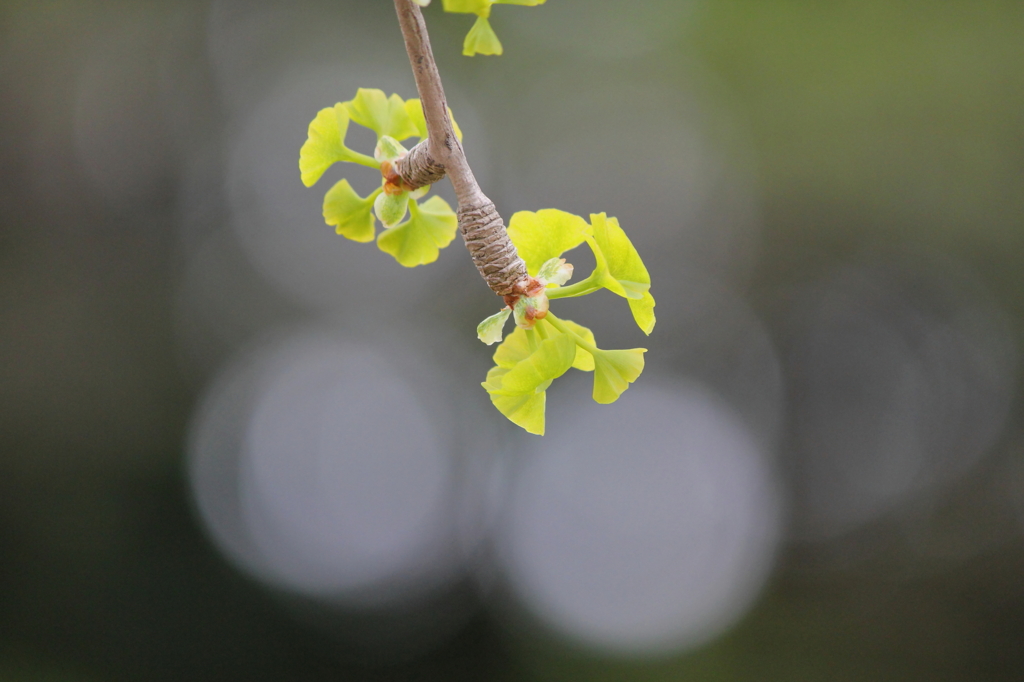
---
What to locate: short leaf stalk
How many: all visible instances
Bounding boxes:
[298,1,655,434]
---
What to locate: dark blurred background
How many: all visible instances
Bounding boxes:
[2,0,1024,679]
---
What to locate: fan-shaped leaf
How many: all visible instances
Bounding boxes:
[376,196,458,267]
[592,348,646,404]
[345,89,418,141]
[405,99,463,142]
[508,209,591,275]
[498,333,575,394]
[299,104,378,186]
[323,180,379,242]
[628,291,656,335]
[589,213,651,300]
[463,15,502,56]
[555,317,597,371]
[443,0,491,15]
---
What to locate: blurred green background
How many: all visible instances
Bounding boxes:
[2,0,1023,680]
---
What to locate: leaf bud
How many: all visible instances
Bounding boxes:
[537,257,573,286]
[374,191,410,228]
[374,135,407,163]
[512,290,549,329]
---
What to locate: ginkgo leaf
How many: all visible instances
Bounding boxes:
[552,317,597,371]
[507,209,591,275]
[299,104,378,186]
[463,15,502,56]
[483,330,575,435]
[489,389,546,435]
[498,332,575,394]
[443,0,491,15]
[344,89,419,141]
[477,308,511,345]
[493,326,533,369]
[444,0,546,14]
[323,180,379,242]
[592,348,646,404]
[405,99,464,142]
[376,196,458,267]
[628,291,656,335]
[589,213,651,300]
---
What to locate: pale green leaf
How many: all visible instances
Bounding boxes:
[376,196,458,267]
[508,209,591,276]
[493,327,533,369]
[299,104,378,186]
[443,0,491,15]
[498,333,575,394]
[592,348,646,404]
[589,213,651,300]
[629,291,657,335]
[345,89,418,141]
[405,100,464,142]
[489,389,546,435]
[483,331,574,435]
[374,191,410,229]
[554,317,597,371]
[463,15,502,55]
[322,180,379,242]
[477,309,511,345]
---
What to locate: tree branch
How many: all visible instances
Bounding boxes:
[392,0,529,299]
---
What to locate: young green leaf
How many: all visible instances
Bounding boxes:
[492,326,533,368]
[376,195,458,266]
[588,213,657,334]
[628,291,656,335]
[442,0,492,15]
[537,257,573,286]
[498,332,575,394]
[463,16,502,56]
[592,348,647,404]
[323,180,380,242]
[477,308,511,345]
[589,213,650,299]
[483,329,575,435]
[344,89,418,141]
[299,104,379,187]
[488,387,547,435]
[405,99,463,142]
[507,209,591,275]
[554,317,597,371]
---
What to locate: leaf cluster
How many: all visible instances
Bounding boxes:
[299,88,463,267]
[476,210,655,434]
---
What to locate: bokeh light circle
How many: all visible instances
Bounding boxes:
[497,381,782,655]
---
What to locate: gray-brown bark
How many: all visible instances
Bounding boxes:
[392,0,529,298]
[395,139,446,191]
